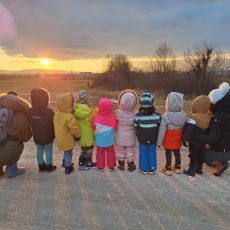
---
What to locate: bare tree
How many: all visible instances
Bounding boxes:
[149,42,177,73]
[105,54,132,73]
[184,41,227,94]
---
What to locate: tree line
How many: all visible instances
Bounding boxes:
[93,41,230,96]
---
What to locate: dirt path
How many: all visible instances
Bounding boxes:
[0,140,229,230]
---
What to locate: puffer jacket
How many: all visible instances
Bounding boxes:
[28,88,55,145]
[157,92,187,149]
[0,94,32,166]
[54,94,80,151]
[184,95,210,145]
[115,90,137,146]
[92,99,117,148]
[74,103,95,147]
[191,92,230,153]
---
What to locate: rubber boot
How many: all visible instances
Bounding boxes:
[127,161,136,172]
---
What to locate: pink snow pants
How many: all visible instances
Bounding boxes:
[96,145,116,169]
[116,145,136,163]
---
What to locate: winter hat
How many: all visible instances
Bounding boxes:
[140,91,154,108]
[208,82,230,105]
[118,89,137,111]
[78,90,89,104]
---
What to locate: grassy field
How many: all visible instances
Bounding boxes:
[0,78,192,113]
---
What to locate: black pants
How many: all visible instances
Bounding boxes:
[165,149,181,170]
[188,143,205,171]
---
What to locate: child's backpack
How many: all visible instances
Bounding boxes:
[0,108,13,142]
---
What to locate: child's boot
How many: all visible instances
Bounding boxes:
[79,153,86,170]
[38,162,46,173]
[172,165,181,174]
[127,161,136,172]
[118,160,125,170]
[65,166,74,175]
[160,165,172,176]
[183,168,195,177]
[46,164,57,173]
[195,165,203,175]
[88,154,96,168]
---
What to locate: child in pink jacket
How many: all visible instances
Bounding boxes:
[92,98,117,171]
[115,90,138,172]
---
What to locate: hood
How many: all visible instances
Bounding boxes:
[98,98,113,115]
[163,111,187,127]
[75,103,91,119]
[0,93,30,112]
[192,95,210,114]
[211,92,230,114]
[31,88,49,108]
[191,95,210,129]
[56,93,74,113]
[166,92,184,112]
[209,82,230,105]
[118,89,137,112]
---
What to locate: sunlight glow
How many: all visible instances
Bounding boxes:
[40,58,51,66]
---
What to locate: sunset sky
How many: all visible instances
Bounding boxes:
[0,0,230,72]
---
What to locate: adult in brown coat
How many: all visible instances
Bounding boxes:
[0,93,32,178]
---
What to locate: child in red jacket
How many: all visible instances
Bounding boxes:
[157,92,187,176]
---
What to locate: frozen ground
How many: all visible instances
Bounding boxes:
[0,140,229,230]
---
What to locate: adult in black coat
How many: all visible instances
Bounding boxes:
[191,82,230,176]
[28,88,56,172]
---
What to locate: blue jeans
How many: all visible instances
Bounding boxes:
[6,161,18,177]
[36,141,54,165]
[139,144,157,171]
[64,149,73,167]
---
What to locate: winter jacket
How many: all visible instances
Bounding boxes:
[183,95,210,145]
[0,94,32,166]
[134,111,161,145]
[74,103,95,147]
[92,99,117,148]
[54,94,80,151]
[157,92,187,149]
[28,88,55,145]
[115,90,137,147]
[191,92,230,153]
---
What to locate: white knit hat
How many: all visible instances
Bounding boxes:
[208,82,230,104]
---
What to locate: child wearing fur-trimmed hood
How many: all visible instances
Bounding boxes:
[115,89,138,172]
[183,95,211,177]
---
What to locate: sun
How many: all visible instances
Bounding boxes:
[40,58,51,66]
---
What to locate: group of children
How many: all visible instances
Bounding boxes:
[28,88,212,176]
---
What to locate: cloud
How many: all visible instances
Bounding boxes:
[0,0,230,59]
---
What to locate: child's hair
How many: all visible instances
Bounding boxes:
[139,106,156,115]
[7,91,17,96]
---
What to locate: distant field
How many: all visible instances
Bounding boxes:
[0,78,192,113]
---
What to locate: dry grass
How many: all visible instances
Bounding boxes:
[0,78,192,113]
